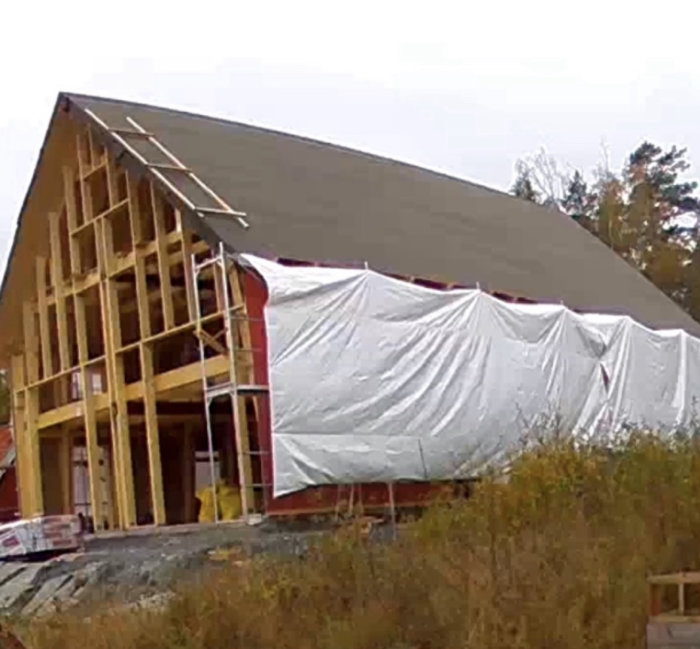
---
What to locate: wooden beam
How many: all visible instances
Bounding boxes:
[36,257,52,378]
[76,131,93,222]
[81,367,105,530]
[140,342,166,525]
[49,212,70,371]
[10,355,29,518]
[106,156,120,207]
[63,166,82,276]
[95,214,136,528]
[25,387,42,516]
[151,186,175,330]
[127,174,151,341]
[36,392,109,429]
[180,224,197,323]
[229,264,255,512]
[22,302,39,385]
[123,356,229,401]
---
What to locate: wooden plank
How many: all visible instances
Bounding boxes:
[81,366,105,530]
[95,215,136,529]
[10,355,29,518]
[139,342,166,525]
[180,224,197,323]
[151,186,175,330]
[105,156,120,207]
[229,265,255,384]
[76,131,93,222]
[36,257,52,378]
[73,293,89,367]
[25,387,43,516]
[63,166,82,276]
[230,264,256,513]
[37,393,109,429]
[126,172,144,245]
[22,303,39,385]
[73,271,101,294]
[127,174,151,340]
[123,356,229,401]
[49,212,70,371]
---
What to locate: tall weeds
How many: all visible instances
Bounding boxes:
[26,432,700,649]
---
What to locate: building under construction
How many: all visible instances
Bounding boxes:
[1,93,698,532]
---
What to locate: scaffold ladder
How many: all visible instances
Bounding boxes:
[82,109,250,229]
[191,242,270,524]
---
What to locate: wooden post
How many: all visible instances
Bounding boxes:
[82,366,104,529]
[229,264,256,512]
[36,257,52,379]
[63,166,82,276]
[49,212,70,371]
[180,224,197,323]
[95,200,136,528]
[140,342,166,525]
[10,355,29,519]
[152,187,175,330]
[24,386,42,516]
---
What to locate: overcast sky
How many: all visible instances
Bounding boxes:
[2,0,700,274]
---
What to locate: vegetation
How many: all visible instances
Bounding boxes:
[24,431,700,649]
[512,143,700,318]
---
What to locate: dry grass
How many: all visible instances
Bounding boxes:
[24,431,700,649]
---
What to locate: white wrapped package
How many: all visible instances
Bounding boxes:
[246,256,673,496]
[586,315,700,431]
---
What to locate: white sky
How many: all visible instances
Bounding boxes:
[3,0,700,274]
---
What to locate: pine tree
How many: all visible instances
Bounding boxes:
[561,170,596,230]
[511,168,540,203]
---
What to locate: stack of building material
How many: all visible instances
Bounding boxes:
[0,515,81,559]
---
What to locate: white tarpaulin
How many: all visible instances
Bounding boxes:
[242,255,700,497]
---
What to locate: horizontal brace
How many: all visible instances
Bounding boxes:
[195,206,248,218]
[109,128,155,138]
[205,383,269,398]
[81,161,107,182]
[115,311,226,355]
[147,162,192,173]
[70,198,130,235]
[24,354,106,391]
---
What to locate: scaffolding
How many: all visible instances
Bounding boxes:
[192,243,270,524]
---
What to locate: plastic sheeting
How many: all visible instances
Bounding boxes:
[242,255,700,497]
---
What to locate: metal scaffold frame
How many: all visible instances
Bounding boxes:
[192,243,270,524]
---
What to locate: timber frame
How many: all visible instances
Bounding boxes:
[4,109,264,531]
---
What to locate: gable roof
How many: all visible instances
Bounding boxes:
[4,91,700,340]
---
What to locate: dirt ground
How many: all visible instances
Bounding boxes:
[0,518,337,617]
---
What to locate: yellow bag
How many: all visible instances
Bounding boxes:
[218,484,242,520]
[196,483,242,522]
[196,484,217,523]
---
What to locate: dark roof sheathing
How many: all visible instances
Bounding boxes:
[63,93,700,334]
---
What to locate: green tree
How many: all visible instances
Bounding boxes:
[561,170,597,231]
[511,168,540,203]
[515,141,700,316]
